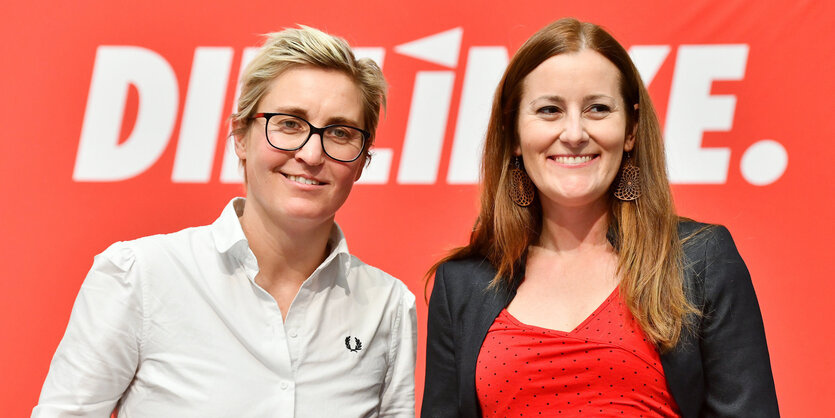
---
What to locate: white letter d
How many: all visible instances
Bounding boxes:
[73,46,178,181]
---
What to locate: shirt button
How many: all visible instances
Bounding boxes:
[288,329,298,338]
[280,381,289,390]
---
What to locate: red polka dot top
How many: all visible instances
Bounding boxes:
[475,288,680,417]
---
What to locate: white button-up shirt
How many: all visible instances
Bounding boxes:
[33,198,417,417]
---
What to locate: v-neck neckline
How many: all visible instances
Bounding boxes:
[502,286,620,335]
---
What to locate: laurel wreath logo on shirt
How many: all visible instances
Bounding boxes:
[344,336,362,352]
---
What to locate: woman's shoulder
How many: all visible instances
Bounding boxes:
[431,256,514,315]
[436,256,497,284]
[433,256,511,299]
[676,219,750,300]
[677,219,722,239]
[438,256,496,274]
[93,224,212,273]
[346,255,416,305]
[677,219,738,259]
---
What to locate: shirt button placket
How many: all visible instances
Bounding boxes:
[278,380,294,417]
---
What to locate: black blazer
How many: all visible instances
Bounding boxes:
[421,222,779,417]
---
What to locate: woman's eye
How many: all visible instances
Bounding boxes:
[587,104,611,114]
[536,106,560,115]
[585,104,612,119]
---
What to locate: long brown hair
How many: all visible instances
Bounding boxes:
[429,18,696,352]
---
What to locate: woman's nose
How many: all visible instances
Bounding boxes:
[559,113,588,146]
[294,133,327,165]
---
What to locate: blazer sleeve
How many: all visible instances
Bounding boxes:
[421,263,459,417]
[698,226,779,417]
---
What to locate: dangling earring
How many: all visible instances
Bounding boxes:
[508,156,535,207]
[614,152,641,201]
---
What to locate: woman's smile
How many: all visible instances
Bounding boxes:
[549,154,598,167]
[282,172,325,186]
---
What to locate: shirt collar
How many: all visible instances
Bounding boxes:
[211,198,249,254]
[325,221,352,275]
[210,197,352,276]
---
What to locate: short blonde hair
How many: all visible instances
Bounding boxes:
[230,26,387,163]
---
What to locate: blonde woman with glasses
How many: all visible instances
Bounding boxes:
[35,26,416,418]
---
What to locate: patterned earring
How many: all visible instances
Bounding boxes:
[614,152,641,201]
[508,156,535,207]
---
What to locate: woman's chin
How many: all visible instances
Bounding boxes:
[538,188,610,210]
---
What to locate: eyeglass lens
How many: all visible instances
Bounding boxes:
[266,114,364,161]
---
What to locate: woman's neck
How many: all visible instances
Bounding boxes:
[537,198,611,254]
[238,202,333,284]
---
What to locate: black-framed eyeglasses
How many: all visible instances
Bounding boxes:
[252,112,369,162]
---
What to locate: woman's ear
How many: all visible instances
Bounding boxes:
[625,103,639,152]
[233,125,248,161]
[353,154,366,181]
[624,135,636,152]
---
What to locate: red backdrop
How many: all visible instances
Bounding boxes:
[2,1,834,416]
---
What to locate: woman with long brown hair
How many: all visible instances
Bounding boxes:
[422,18,778,417]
